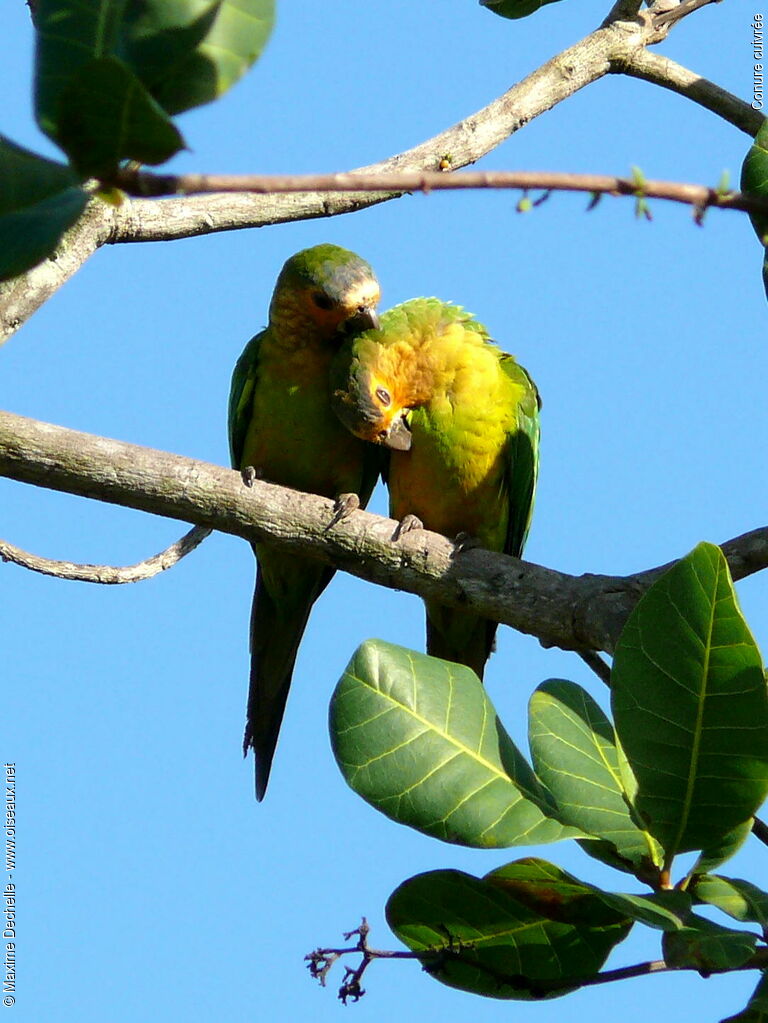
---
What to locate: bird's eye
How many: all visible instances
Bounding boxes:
[375,387,391,407]
[311,292,334,310]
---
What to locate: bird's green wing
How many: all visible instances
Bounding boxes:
[500,355,541,558]
[228,329,265,469]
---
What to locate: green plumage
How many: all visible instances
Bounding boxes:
[331,297,540,679]
[228,244,381,799]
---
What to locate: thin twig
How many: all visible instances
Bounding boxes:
[110,168,768,220]
[308,920,768,1002]
[0,525,211,583]
[653,0,722,29]
[601,0,644,26]
[752,816,768,848]
[578,650,613,686]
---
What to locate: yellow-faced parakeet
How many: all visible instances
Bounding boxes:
[331,297,540,679]
[229,244,381,799]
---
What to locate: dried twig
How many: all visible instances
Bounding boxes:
[0,525,211,584]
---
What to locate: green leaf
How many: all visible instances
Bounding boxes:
[529,679,661,872]
[330,640,580,848]
[742,121,768,246]
[0,135,82,216]
[693,875,768,931]
[118,0,275,115]
[34,0,129,138]
[486,858,632,929]
[740,122,768,301]
[595,890,691,931]
[611,542,768,859]
[386,865,631,1000]
[662,914,757,971]
[55,57,184,175]
[721,973,768,1022]
[0,187,89,282]
[693,818,753,874]
[480,0,562,20]
[0,134,89,281]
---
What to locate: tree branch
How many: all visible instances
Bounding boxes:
[109,167,768,219]
[0,199,114,346]
[578,650,613,685]
[308,917,768,1003]
[616,48,764,136]
[6,3,740,345]
[106,18,633,245]
[0,524,211,583]
[652,0,723,30]
[1,409,765,655]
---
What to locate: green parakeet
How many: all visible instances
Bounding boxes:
[331,297,540,679]
[229,244,381,799]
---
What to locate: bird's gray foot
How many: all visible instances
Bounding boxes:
[241,465,263,488]
[327,492,360,530]
[452,531,483,553]
[393,513,424,541]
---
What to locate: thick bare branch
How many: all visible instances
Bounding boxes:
[0,200,113,346]
[651,0,723,30]
[0,9,675,343]
[1,410,765,655]
[0,524,211,583]
[616,48,764,136]
[107,21,630,246]
[0,2,757,345]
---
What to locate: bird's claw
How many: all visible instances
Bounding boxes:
[327,492,360,530]
[241,465,262,488]
[393,513,423,541]
[453,531,482,553]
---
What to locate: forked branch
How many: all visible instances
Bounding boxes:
[1,409,766,656]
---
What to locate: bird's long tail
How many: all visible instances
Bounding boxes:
[244,554,332,800]
[425,601,497,682]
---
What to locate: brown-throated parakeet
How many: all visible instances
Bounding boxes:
[331,297,540,679]
[228,244,381,799]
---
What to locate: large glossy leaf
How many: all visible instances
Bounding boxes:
[595,890,691,931]
[480,0,562,19]
[741,121,768,299]
[611,543,768,858]
[386,864,631,1000]
[742,121,768,245]
[662,914,757,971]
[693,875,768,931]
[330,640,579,848]
[119,0,275,115]
[0,188,89,282]
[721,974,768,1022]
[529,679,660,872]
[34,0,128,138]
[55,57,183,175]
[0,135,82,216]
[693,819,753,874]
[486,858,632,928]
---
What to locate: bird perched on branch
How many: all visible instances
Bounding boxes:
[331,296,540,680]
[228,244,382,799]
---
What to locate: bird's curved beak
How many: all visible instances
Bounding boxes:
[383,415,412,451]
[346,305,380,333]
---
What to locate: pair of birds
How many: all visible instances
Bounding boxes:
[228,244,540,800]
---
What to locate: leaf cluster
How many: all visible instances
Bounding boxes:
[329,543,768,1015]
[0,0,274,281]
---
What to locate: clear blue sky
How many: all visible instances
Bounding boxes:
[2,2,766,1021]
